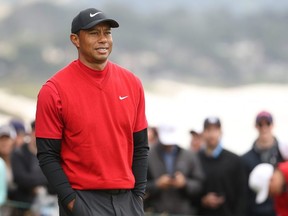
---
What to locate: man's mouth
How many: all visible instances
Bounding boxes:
[96,47,108,51]
[95,47,109,54]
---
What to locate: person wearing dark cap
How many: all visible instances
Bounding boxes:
[9,118,26,148]
[197,117,247,216]
[35,8,148,216]
[241,111,283,216]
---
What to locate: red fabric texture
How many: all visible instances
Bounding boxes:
[36,60,147,190]
[274,161,288,216]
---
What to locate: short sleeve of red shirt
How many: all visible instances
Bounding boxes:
[35,82,63,139]
[134,77,148,133]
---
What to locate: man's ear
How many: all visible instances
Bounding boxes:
[70,33,79,48]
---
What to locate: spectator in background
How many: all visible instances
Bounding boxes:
[0,125,17,216]
[148,126,159,146]
[249,162,288,216]
[198,117,247,216]
[9,118,26,149]
[145,124,204,215]
[0,156,7,206]
[242,111,283,216]
[0,125,17,199]
[11,120,49,216]
[189,126,203,153]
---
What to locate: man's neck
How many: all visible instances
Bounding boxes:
[205,145,216,156]
[256,136,275,149]
[79,58,108,71]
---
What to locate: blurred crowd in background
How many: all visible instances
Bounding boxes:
[0,110,288,216]
[0,119,58,216]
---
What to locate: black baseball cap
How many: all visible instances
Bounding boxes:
[71,8,119,34]
[203,117,221,129]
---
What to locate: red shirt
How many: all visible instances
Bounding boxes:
[274,161,288,216]
[35,60,147,190]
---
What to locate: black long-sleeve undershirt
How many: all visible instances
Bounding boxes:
[36,128,149,207]
[132,128,149,198]
[36,138,75,207]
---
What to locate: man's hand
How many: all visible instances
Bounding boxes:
[67,199,76,212]
[171,171,187,189]
[156,174,173,189]
[201,192,225,209]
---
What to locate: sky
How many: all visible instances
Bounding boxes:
[2,0,288,23]
[3,0,288,14]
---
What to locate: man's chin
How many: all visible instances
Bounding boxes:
[94,57,109,64]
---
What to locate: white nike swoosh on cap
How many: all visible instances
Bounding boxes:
[90,12,102,17]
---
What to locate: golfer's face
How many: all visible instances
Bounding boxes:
[77,22,113,65]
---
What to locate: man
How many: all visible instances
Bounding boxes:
[249,162,288,216]
[11,121,49,216]
[189,126,203,153]
[0,156,6,206]
[0,125,16,196]
[242,111,283,216]
[147,126,159,146]
[145,124,204,215]
[35,8,149,216]
[9,118,26,148]
[198,117,247,216]
[0,125,17,216]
